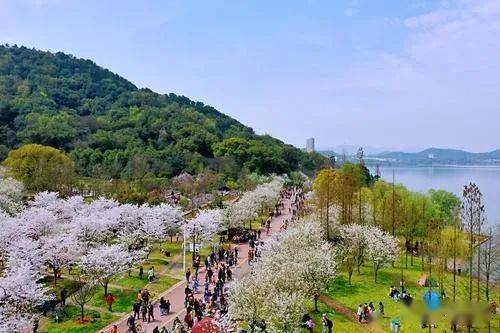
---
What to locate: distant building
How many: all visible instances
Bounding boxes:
[428,153,435,159]
[306,138,315,153]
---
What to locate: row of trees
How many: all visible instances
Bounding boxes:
[228,220,337,331]
[223,177,284,230]
[313,165,498,304]
[227,216,400,331]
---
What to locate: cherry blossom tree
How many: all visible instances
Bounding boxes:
[6,238,45,272]
[80,244,134,296]
[0,177,23,215]
[260,220,336,312]
[71,213,113,251]
[0,264,52,332]
[41,233,81,287]
[229,219,336,330]
[184,209,223,261]
[118,204,169,257]
[338,224,369,281]
[154,203,182,241]
[228,274,266,332]
[224,176,284,230]
[0,214,21,266]
[17,207,60,241]
[365,226,399,282]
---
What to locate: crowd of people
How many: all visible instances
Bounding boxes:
[356,301,384,323]
[389,282,414,307]
[113,186,303,333]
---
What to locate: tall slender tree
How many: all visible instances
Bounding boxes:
[461,182,484,302]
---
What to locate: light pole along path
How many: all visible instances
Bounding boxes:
[102,195,293,333]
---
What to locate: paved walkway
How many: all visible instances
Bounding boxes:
[102,196,293,333]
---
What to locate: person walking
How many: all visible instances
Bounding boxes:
[185,268,191,283]
[141,288,150,306]
[148,303,155,323]
[148,267,155,282]
[133,301,141,320]
[127,314,137,333]
[322,314,333,333]
[109,324,119,333]
[378,301,385,316]
[105,293,116,311]
[141,302,148,322]
[357,304,363,323]
[159,297,168,316]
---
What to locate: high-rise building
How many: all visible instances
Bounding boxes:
[306,137,315,153]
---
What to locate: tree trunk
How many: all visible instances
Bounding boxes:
[477,209,481,302]
[469,212,473,303]
[104,281,108,296]
[453,218,457,303]
[326,202,330,240]
[53,268,58,287]
[405,252,408,269]
[421,242,425,272]
[314,294,319,312]
[348,270,353,286]
[80,304,85,321]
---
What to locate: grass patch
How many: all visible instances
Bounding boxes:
[89,286,138,313]
[326,256,499,332]
[39,305,119,333]
[147,275,180,295]
[308,300,366,333]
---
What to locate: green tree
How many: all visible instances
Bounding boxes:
[3,144,75,194]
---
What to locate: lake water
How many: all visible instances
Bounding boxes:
[373,166,500,227]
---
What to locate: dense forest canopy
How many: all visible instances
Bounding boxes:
[0,45,324,179]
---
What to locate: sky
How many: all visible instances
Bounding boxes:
[1,0,499,152]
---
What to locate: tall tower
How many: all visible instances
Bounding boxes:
[306,138,315,153]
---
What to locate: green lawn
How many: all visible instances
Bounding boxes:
[39,305,120,333]
[325,256,499,332]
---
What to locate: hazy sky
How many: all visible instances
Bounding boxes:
[1,0,499,152]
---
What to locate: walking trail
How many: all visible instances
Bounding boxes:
[319,295,385,333]
[102,196,293,333]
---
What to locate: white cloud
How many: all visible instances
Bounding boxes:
[320,0,500,150]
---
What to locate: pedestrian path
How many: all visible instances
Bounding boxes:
[102,196,293,333]
[319,295,385,333]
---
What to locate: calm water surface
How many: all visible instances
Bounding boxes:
[374,166,500,227]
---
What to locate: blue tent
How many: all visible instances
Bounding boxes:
[423,290,440,311]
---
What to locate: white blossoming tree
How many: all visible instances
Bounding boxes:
[365,226,400,282]
[184,209,223,260]
[0,264,52,332]
[338,224,369,283]
[224,176,284,230]
[229,219,337,331]
[41,233,81,287]
[0,177,24,215]
[80,244,134,296]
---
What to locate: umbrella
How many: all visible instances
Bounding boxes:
[191,317,223,333]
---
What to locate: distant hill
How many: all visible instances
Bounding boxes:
[369,148,500,166]
[316,147,500,166]
[0,45,324,179]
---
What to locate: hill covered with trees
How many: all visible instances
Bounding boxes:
[0,45,324,180]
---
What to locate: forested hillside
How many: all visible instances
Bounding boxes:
[0,45,323,179]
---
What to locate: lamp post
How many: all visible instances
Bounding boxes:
[183,221,186,273]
